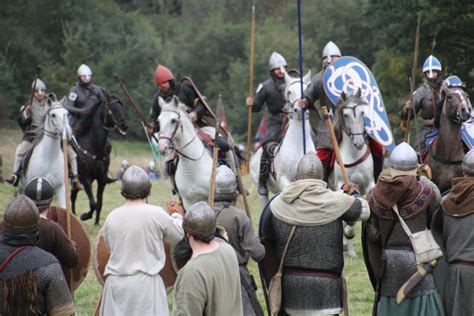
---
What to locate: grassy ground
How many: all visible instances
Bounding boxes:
[0,127,373,315]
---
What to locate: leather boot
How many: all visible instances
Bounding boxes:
[258,151,270,196]
[72,176,83,191]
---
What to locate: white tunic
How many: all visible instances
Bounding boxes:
[100,202,183,316]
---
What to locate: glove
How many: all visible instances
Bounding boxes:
[341,183,360,196]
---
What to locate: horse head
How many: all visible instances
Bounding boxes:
[283,70,312,117]
[104,93,129,135]
[334,89,368,150]
[44,94,71,138]
[441,86,471,124]
[157,95,190,155]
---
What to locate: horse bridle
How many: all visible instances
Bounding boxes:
[442,89,471,124]
[342,102,366,139]
[284,80,308,115]
[44,105,66,139]
[158,109,204,161]
[103,98,122,131]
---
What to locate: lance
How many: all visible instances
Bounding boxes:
[297,0,307,155]
[29,66,41,107]
[322,106,350,187]
[404,13,421,143]
[61,117,74,293]
[244,0,257,174]
[209,95,223,207]
[114,75,159,143]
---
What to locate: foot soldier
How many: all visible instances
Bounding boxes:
[433,149,474,316]
[7,79,81,189]
[99,166,184,316]
[213,166,265,316]
[261,153,369,315]
[364,142,444,315]
[302,41,384,182]
[246,52,289,196]
[174,201,242,316]
[0,195,75,315]
[401,55,444,151]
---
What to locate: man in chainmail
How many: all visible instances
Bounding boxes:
[261,153,369,315]
[246,52,289,196]
[365,142,444,315]
[0,195,75,315]
[6,79,81,189]
[99,166,183,316]
[401,55,445,151]
[213,166,265,316]
[173,201,243,316]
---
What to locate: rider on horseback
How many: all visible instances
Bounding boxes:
[401,55,444,150]
[7,79,81,190]
[148,65,231,174]
[301,41,384,182]
[246,52,289,196]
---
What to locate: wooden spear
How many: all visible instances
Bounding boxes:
[243,0,256,174]
[61,118,74,293]
[209,95,223,207]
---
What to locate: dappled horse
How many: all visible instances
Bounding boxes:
[423,86,471,193]
[250,71,314,196]
[18,94,71,207]
[331,89,374,195]
[65,93,128,225]
[157,96,234,210]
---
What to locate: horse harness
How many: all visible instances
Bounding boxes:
[158,109,205,161]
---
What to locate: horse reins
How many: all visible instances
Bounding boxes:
[158,109,205,161]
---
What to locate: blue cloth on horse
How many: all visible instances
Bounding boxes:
[425,128,439,149]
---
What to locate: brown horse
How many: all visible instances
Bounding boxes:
[423,87,471,193]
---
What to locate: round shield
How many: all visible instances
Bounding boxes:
[47,206,91,291]
[93,229,177,291]
[323,56,395,152]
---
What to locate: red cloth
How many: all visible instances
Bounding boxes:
[316,148,335,171]
[368,138,384,157]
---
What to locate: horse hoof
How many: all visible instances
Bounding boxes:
[80,213,92,221]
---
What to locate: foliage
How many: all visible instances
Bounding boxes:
[0,0,472,146]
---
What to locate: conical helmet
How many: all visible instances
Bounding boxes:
[24,177,55,211]
[462,149,474,175]
[77,64,93,77]
[321,41,342,62]
[121,166,151,199]
[183,201,216,242]
[296,153,324,180]
[215,166,237,202]
[268,52,287,71]
[389,142,418,173]
[32,79,46,91]
[422,55,442,79]
[443,75,464,88]
[154,65,174,86]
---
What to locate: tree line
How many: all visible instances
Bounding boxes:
[1,0,472,142]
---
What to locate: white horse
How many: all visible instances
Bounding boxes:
[157,96,232,210]
[250,71,314,194]
[330,90,375,195]
[18,95,71,208]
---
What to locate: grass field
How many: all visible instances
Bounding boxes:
[0,127,373,315]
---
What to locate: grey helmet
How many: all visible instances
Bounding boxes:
[296,153,324,180]
[268,52,287,71]
[462,149,474,175]
[322,41,342,63]
[4,195,40,236]
[215,166,238,202]
[121,165,151,199]
[77,64,93,77]
[390,142,418,175]
[183,201,216,242]
[24,177,55,211]
[32,79,47,92]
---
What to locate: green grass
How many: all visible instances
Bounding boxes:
[0,127,373,315]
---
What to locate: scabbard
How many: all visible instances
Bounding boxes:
[396,260,437,304]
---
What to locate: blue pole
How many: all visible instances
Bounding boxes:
[297,0,306,154]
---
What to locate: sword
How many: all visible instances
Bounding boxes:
[396,259,437,304]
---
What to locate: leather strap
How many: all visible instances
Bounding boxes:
[276,226,296,274]
[344,146,371,168]
[0,246,30,272]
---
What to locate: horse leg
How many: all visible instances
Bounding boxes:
[80,180,97,221]
[343,221,357,257]
[71,189,78,215]
[95,180,106,226]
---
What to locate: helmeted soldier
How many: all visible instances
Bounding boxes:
[7,79,82,190]
[401,55,445,149]
[364,142,444,314]
[24,177,79,274]
[174,201,243,316]
[431,149,474,316]
[301,41,384,182]
[261,153,369,315]
[0,195,75,315]
[246,52,289,196]
[100,165,183,316]
[213,166,265,316]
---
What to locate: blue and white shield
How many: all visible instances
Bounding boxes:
[323,56,396,151]
[462,118,474,149]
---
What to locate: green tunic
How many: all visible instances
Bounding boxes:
[173,241,243,316]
